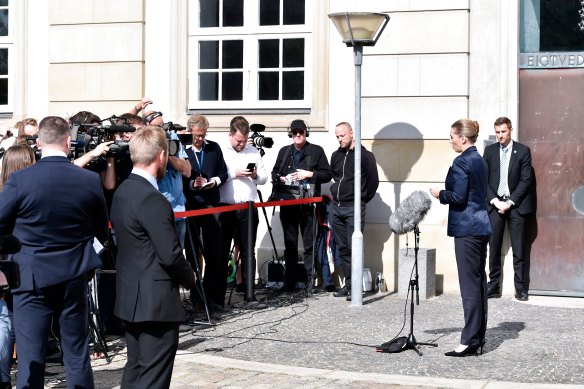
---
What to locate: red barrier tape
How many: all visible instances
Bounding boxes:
[174,196,324,219]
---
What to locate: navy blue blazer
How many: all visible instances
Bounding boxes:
[439,146,492,238]
[0,156,109,292]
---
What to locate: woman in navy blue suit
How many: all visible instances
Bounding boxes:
[430,119,492,357]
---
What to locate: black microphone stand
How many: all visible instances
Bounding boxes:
[402,226,438,355]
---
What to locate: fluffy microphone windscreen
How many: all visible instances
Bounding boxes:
[389,190,432,235]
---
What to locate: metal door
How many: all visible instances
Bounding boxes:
[519,68,584,295]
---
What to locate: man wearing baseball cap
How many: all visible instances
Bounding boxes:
[271,119,332,292]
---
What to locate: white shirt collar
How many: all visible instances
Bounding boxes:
[131,167,159,190]
[41,150,68,158]
[501,140,513,152]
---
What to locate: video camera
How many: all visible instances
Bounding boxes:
[70,115,136,160]
[24,135,42,161]
[161,122,185,157]
[250,123,274,157]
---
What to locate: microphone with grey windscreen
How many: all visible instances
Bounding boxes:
[389,190,432,235]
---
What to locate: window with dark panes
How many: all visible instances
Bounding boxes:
[190,0,310,109]
[0,0,9,109]
[199,0,219,28]
[223,0,243,27]
[520,0,584,52]
[198,40,243,101]
[258,37,304,100]
[0,48,7,105]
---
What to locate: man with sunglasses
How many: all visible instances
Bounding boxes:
[271,119,332,293]
[140,108,191,249]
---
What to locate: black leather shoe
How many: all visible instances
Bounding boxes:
[487,286,501,299]
[444,343,483,357]
[515,291,529,301]
[276,283,297,293]
[333,286,350,298]
[325,284,336,292]
[346,291,366,301]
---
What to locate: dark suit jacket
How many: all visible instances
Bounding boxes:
[483,141,535,215]
[111,173,195,323]
[184,140,228,207]
[0,156,108,292]
[439,146,492,237]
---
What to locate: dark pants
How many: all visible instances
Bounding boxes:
[488,208,530,293]
[220,206,259,299]
[454,236,489,347]
[328,202,365,290]
[121,321,179,389]
[185,207,225,308]
[280,204,316,288]
[13,274,94,389]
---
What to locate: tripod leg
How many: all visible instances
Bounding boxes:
[257,190,279,260]
[88,277,110,362]
[305,204,317,293]
[185,218,212,324]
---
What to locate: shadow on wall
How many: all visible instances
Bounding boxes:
[371,122,424,291]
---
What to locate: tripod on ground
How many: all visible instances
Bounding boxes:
[258,189,280,262]
[185,218,213,324]
[402,226,437,355]
[88,274,110,362]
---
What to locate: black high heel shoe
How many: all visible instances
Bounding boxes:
[444,343,483,357]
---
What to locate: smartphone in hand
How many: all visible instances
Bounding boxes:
[246,163,256,171]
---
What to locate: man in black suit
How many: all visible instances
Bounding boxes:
[0,116,109,388]
[483,117,535,301]
[111,126,195,389]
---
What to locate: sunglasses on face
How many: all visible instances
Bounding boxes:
[292,129,305,136]
[144,111,163,124]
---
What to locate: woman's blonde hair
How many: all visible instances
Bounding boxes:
[451,119,480,144]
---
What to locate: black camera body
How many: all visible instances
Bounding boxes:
[69,114,140,162]
[250,123,274,156]
[24,135,42,161]
[0,261,19,292]
[69,121,135,160]
[0,235,21,291]
[162,122,183,157]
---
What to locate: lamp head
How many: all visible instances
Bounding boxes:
[328,12,390,47]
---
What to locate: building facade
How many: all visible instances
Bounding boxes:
[3,0,583,295]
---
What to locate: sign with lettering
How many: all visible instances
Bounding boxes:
[520,52,584,69]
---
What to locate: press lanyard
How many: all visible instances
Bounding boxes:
[193,147,204,174]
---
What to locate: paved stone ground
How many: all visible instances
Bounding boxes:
[25,289,584,388]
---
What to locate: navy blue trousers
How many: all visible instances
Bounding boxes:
[454,236,489,347]
[13,274,93,389]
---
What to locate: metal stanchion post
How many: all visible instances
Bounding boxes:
[245,200,255,302]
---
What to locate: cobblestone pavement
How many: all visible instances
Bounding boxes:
[37,290,584,388]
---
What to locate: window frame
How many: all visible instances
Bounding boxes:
[188,0,312,112]
[0,0,13,114]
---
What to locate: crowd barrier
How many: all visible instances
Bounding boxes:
[176,196,325,301]
[174,196,325,219]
